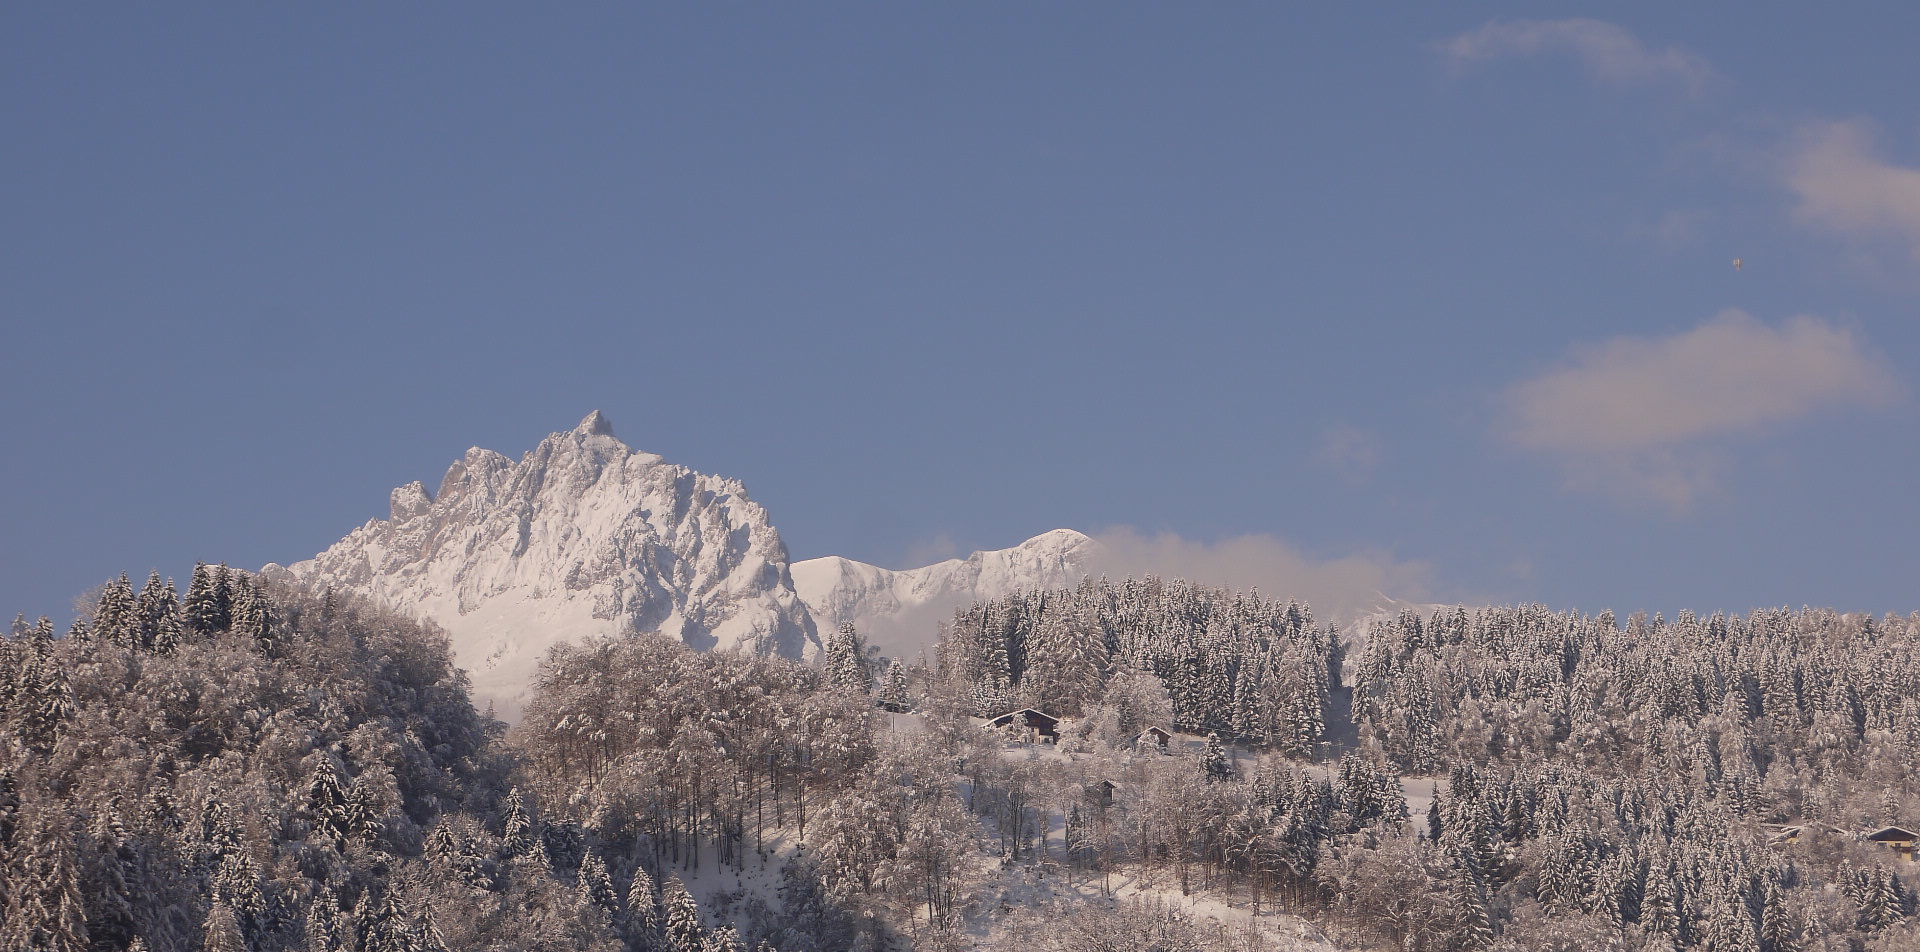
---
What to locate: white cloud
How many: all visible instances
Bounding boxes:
[1088,527,1433,625]
[1784,119,1920,258]
[1440,18,1720,96]
[1500,311,1899,507]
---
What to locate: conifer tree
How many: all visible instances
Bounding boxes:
[306,759,350,849]
[626,865,663,950]
[501,787,534,859]
[824,623,872,694]
[579,853,618,914]
[877,659,910,713]
[344,777,383,844]
[305,889,345,952]
[214,851,268,945]
[1858,865,1899,931]
[203,900,247,952]
[81,811,137,950]
[93,573,137,649]
[15,826,93,952]
[355,889,417,952]
[424,821,458,866]
[1449,845,1495,951]
[135,571,182,654]
[1760,879,1797,952]
[663,875,704,952]
[703,925,745,952]
[1201,733,1231,781]
[20,644,75,755]
[184,562,233,636]
[229,576,276,653]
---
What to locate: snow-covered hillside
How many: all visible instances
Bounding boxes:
[264,412,819,715]
[792,528,1098,657]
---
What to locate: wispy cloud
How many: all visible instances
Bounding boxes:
[1439,18,1721,96]
[899,532,960,568]
[1312,424,1384,482]
[1783,119,1920,259]
[1088,527,1432,625]
[1499,311,1900,508]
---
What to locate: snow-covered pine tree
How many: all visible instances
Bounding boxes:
[424,821,458,866]
[626,864,663,949]
[229,575,277,653]
[93,572,137,649]
[824,623,873,694]
[134,571,182,654]
[663,875,704,952]
[578,853,618,915]
[355,889,418,952]
[702,925,745,952]
[183,562,218,636]
[80,810,137,950]
[1759,878,1796,952]
[203,900,247,952]
[344,776,383,844]
[1201,733,1231,782]
[306,758,350,848]
[15,824,91,952]
[500,787,534,859]
[20,641,75,754]
[877,659,910,713]
[213,851,268,944]
[1449,845,1495,951]
[305,889,346,952]
[1857,865,1900,931]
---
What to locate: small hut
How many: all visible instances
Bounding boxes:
[984,708,1060,744]
[1134,726,1172,752]
[1084,779,1121,808]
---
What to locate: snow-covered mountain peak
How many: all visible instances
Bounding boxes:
[792,529,1100,658]
[389,480,433,521]
[266,414,819,717]
[575,408,615,437]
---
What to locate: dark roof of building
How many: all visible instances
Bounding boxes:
[985,708,1059,725]
[1863,826,1919,842]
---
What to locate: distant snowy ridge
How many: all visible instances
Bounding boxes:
[264,412,819,716]
[792,528,1100,658]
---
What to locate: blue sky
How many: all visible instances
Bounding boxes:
[3,5,1916,622]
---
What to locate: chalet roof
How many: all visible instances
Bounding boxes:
[1863,826,1919,842]
[985,708,1058,725]
[1136,726,1172,737]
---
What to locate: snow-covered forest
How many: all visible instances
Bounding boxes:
[7,569,1920,951]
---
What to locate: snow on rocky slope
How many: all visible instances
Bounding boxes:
[791,528,1099,658]
[264,412,819,716]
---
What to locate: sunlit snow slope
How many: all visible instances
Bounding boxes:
[792,528,1099,658]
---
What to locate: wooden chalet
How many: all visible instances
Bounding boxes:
[1084,778,1121,808]
[1863,826,1920,862]
[1134,726,1172,751]
[984,708,1060,744]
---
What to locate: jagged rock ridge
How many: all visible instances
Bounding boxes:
[265,412,819,715]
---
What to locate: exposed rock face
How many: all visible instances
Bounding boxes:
[266,413,819,715]
[791,528,1099,658]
